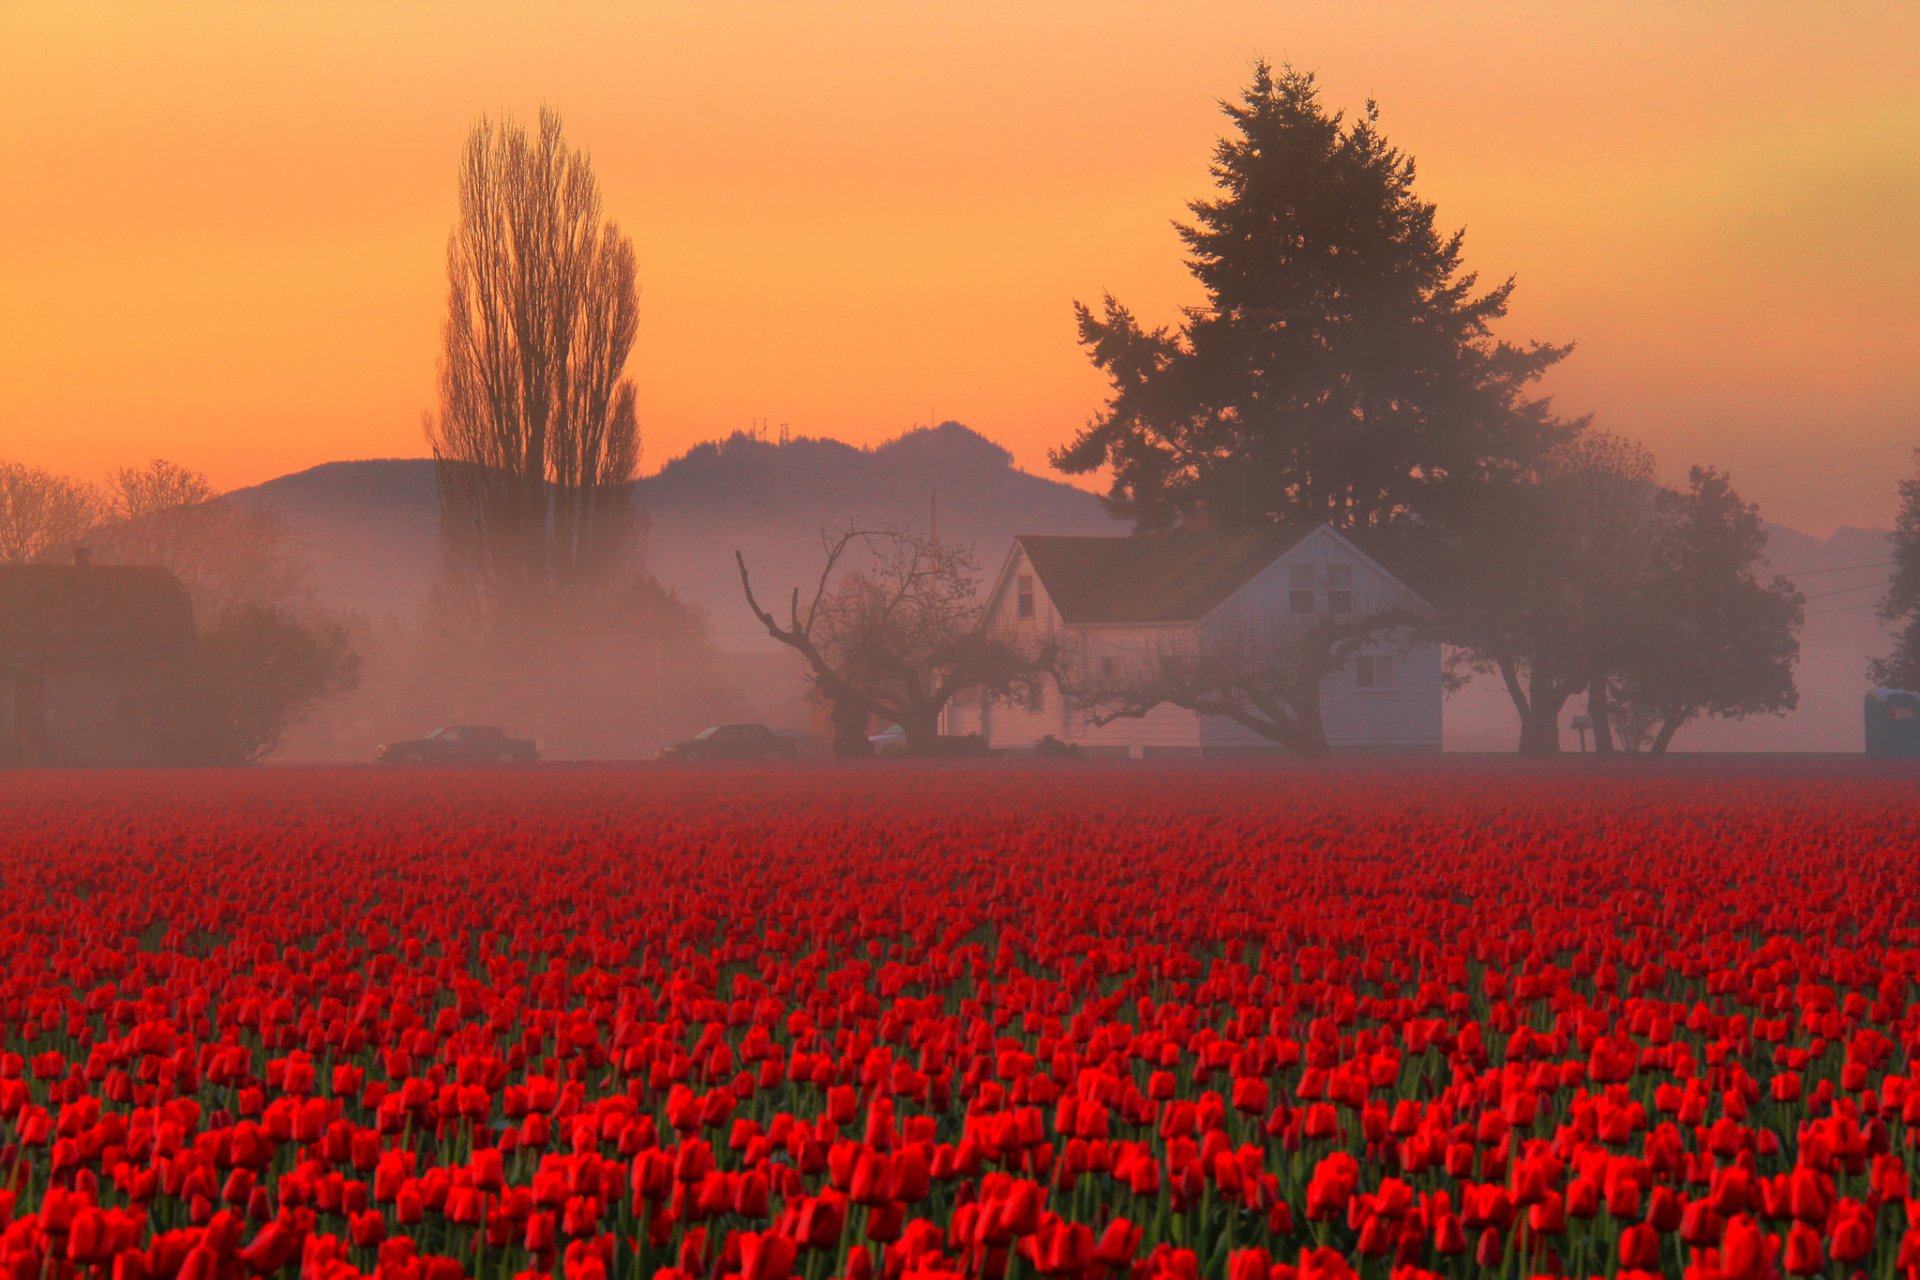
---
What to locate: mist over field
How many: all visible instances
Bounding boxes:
[233,426,1892,760]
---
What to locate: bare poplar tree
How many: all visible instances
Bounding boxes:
[0,463,101,563]
[425,107,644,630]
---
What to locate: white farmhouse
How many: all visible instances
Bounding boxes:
[945,525,1441,756]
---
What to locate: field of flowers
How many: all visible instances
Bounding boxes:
[0,763,1917,1280]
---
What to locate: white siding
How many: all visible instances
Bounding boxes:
[1209,526,1427,630]
[970,546,1068,752]
[957,530,1441,755]
[1320,642,1442,750]
[1199,528,1440,752]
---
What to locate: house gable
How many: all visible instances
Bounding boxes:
[1206,525,1435,629]
[1006,527,1315,626]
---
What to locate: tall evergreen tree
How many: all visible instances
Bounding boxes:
[1053,62,1578,532]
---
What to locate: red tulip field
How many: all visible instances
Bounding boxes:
[2,763,1918,1280]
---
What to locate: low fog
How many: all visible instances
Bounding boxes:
[237,428,1894,762]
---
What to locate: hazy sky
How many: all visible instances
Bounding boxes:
[2,2,1915,534]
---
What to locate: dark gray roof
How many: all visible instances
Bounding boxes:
[0,565,195,667]
[1015,527,1318,624]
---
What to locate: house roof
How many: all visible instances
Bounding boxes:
[1015,526,1318,624]
[0,564,196,668]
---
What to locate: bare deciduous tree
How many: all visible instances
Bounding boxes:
[425,106,645,629]
[738,527,1048,756]
[106,458,215,522]
[92,460,313,623]
[0,463,101,564]
[1057,612,1426,757]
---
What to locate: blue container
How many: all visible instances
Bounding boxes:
[1865,689,1920,757]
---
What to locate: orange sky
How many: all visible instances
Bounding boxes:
[1,2,1915,534]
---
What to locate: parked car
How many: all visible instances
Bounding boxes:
[657,723,799,761]
[868,723,909,756]
[375,725,539,765]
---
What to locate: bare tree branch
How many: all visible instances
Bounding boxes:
[1059,609,1426,757]
[0,463,101,564]
[425,107,645,630]
[739,525,1050,756]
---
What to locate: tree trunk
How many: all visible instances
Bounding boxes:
[902,711,943,757]
[1278,682,1331,757]
[1517,693,1565,756]
[1288,722,1332,757]
[1649,711,1687,754]
[830,698,874,758]
[1587,677,1615,754]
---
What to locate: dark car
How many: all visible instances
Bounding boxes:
[375,725,540,765]
[657,723,799,761]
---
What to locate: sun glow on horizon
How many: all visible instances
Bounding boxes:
[1,1,1915,535]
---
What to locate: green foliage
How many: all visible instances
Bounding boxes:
[1053,61,1577,532]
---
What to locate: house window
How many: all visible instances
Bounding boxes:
[1016,573,1035,620]
[1027,679,1046,711]
[1327,563,1353,615]
[1289,563,1316,614]
[1355,655,1393,689]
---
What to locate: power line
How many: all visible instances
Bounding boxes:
[1799,579,1892,604]
[1765,559,1892,578]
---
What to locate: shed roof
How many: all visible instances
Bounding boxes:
[0,565,196,668]
[1014,527,1316,624]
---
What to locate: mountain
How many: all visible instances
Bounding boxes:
[230,426,1893,753]
[225,422,1126,637]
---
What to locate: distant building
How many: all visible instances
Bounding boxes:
[0,558,196,767]
[1864,688,1920,758]
[946,526,1442,756]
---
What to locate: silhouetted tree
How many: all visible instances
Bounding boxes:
[175,605,360,764]
[738,528,1047,756]
[93,459,314,622]
[1600,468,1801,752]
[86,458,359,762]
[106,458,215,521]
[1444,435,1665,754]
[1052,61,1577,533]
[425,107,645,629]
[0,463,100,563]
[1871,452,1920,692]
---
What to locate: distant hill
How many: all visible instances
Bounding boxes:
[225,422,1125,635]
[229,426,1893,753]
